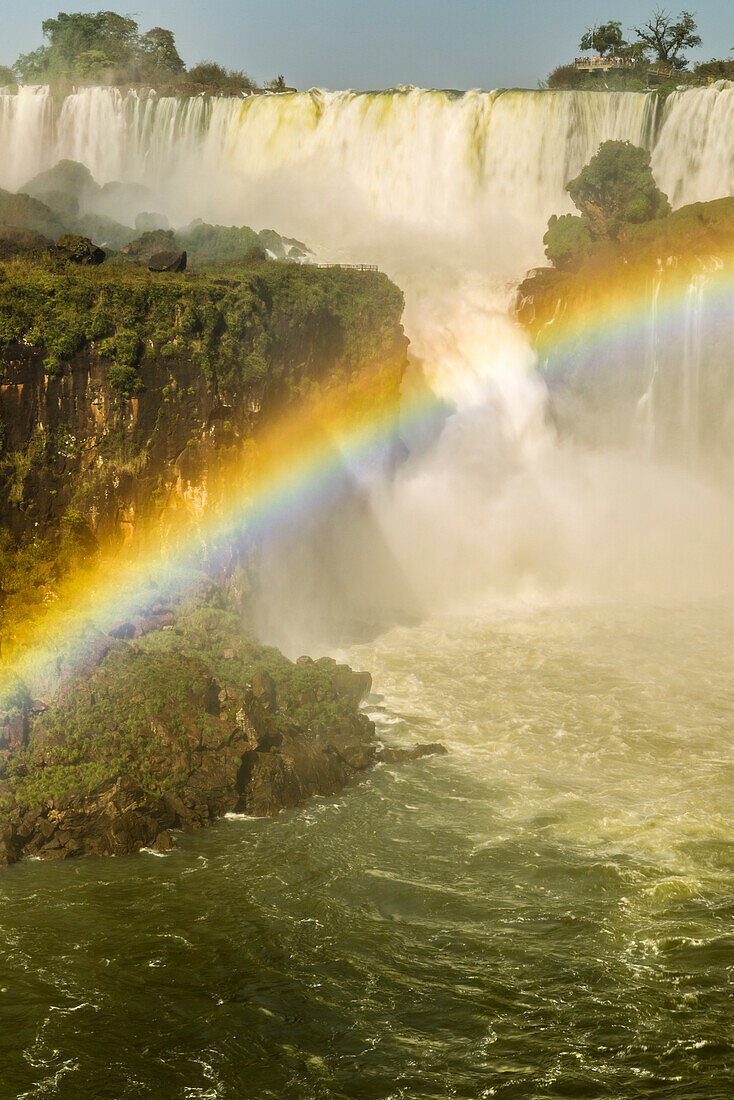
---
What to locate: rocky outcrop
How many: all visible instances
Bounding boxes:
[516,196,734,467]
[54,233,106,264]
[0,260,407,555]
[148,248,186,272]
[0,589,445,866]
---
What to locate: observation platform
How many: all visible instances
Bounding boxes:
[574,57,635,72]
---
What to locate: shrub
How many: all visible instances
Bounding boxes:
[543,214,594,269]
[186,61,255,90]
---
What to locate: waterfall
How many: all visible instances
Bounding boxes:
[1,84,733,640]
[0,86,660,272]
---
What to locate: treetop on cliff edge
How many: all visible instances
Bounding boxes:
[543,140,671,268]
[10,10,285,91]
[567,141,671,239]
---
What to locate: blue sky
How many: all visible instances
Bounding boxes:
[2,0,732,90]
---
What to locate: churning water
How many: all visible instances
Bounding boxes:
[0,85,733,1096]
[1,600,732,1097]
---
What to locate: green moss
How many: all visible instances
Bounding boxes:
[2,587,360,810]
[0,258,404,399]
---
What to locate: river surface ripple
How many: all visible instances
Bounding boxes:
[0,600,732,1098]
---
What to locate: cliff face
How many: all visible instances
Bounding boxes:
[0,260,408,550]
[0,259,447,867]
[516,198,734,469]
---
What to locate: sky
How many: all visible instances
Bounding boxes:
[1,0,732,91]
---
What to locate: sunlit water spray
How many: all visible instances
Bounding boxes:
[0,84,733,1097]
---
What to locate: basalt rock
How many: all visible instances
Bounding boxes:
[54,233,106,265]
[148,249,187,273]
[376,743,448,764]
[0,591,446,868]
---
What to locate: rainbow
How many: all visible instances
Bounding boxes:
[2,255,731,698]
[0,359,447,697]
[529,256,732,374]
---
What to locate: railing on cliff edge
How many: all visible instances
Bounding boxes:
[312,263,379,272]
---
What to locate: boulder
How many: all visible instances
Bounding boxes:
[54,233,106,265]
[122,229,175,258]
[377,742,448,764]
[147,249,187,273]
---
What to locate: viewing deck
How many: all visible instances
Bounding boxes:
[574,57,635,72]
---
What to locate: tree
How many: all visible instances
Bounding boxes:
[138,27,185,74]
[544,141,671,267]
[633,8,702,70]
[543,214,594,268]
[567,140,671,240]
[580,21,626,57]
[266,74,288,91]
[13,11,187,84]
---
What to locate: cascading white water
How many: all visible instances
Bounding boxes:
[1,84,733,643]
[0,85,662,269]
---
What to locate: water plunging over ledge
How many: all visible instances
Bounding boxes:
[1,84,733,1097]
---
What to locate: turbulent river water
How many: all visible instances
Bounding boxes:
[1,84,733,1096]
[1,600,732,1097]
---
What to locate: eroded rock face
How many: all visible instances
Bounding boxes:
[148,249,187,272]
[0,592,445,868]
[54,233,106,265]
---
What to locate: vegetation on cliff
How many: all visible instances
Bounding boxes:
[0,255,406,637]
[519,142,734,341]
[545,8,732,91]
[0,256,402,393]
[0,247,417,867]
[0,581,380,864]
[6,10,288,93]
[543,141,671,268]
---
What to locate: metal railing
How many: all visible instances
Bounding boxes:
[313,263,379,272]
[574,56,635,71]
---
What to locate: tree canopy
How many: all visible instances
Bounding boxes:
[544,141,671,267]
[574,8,701,73]
[13,10,185,83]
[633,8,701,70]
[579,22,626,57]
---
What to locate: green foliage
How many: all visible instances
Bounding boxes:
[543,214,594,269]
[178,222,261,263]
[693,57,734,82]
[579,21,627,57]
[0,258,404,401]
[13,11,186,84]
[186,61,255,91]
[566,140,670,241]
[138,27,184,75]
[546,61,654,91]
[633,8,701,70]
[266,74,288,91]
[99,328,142,393]
[0,65,17,87]
[2,593,359,810]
